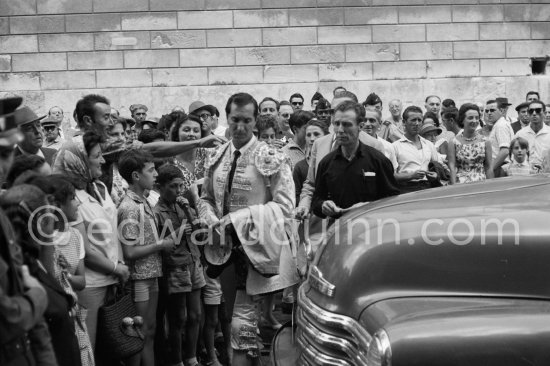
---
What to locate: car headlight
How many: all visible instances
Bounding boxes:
[366,329,392,366]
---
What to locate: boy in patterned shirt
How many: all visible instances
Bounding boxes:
[118,149,175,366]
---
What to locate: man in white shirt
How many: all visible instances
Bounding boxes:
[362,107,398,171]
[485,99,514,177]
[393,106,441,193]
[514,100,550,170]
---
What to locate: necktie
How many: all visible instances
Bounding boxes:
[223,150,241,215]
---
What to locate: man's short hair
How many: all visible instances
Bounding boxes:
[333,101,364,124]
[138,128,165,144]
[486,99,497,106]
[529,100,546,112]
[289,93,304,102]
[129,104,148,113]
[259,97,280,111]
[335,90,358,103]
[403,106,423,121]
[289,110,315,134]
[156,164,184,187]
[425,95,441,103]
[442,99,456,108]
[118,149,155,184]
[256,114,279,134]
[363,108,382,122]
[526,91,540,100]
[225,93,258,119]
[75,94,110,129]
[333,86,346,96]
[279,100,291,108]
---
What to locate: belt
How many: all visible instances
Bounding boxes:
[0,334,31,364]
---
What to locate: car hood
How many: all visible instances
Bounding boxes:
[365,297,550,366]
[310,176,550,318]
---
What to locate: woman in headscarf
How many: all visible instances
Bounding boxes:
[53,131,130,356]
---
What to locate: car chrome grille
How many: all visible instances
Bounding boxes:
[295,285,372,366]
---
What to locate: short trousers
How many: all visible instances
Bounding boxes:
[202,266,223,305]
[132,278,159,302]
[231,290,261,358]
[167,261,206,294]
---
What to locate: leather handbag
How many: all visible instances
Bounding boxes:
[97,284,144,359]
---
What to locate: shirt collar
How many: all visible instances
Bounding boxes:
[397,135,427,144]
[125,189,145,204]
[335,141,364,159]
[230,135,257,156]
[526,123,550,135]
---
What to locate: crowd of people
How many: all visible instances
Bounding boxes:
[1,85,549,366]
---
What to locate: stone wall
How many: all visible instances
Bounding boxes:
[1,0,549,121]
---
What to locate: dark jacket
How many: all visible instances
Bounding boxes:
[14,147,57,167]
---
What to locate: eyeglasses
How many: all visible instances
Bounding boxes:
[291,102,303,106]
[199,113,212,120]
[528,108,543,115]
[43,126,57,132]
[484,109,497,113]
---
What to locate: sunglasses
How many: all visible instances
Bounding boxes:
[291,102,303,106]
[484,108,497,113]
[43,125,57,132]
[135,112,146,116]
[528,108,543,115]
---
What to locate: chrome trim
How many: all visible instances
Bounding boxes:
[296,285,372,365]
[376,330,392,366]
[308,265,336,297]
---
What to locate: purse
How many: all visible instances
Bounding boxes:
[96,284,144,360]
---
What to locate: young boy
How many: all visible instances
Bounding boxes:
[154,164,206,366]
[118,149,175,366]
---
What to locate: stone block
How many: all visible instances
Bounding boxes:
[235,10,288,28]
[506,40,550,58]
[426,0,477,4]
[0,18,8,35]
[262,0,316,8]
[399,6,452,24]
[236,47,290,65]
[505,4,550,21]
[37,0,92,14]
[205,0,260,9]
[319,63,372,82]
[318,0,371,6]
[40,70,96,89]
[177,11,233,29]
[480,23,530,40]
[39,33,94,52]
[68,51,123,70]
[291,45,345,64]
[264,65,318,83]
[180,48,234,67]
[151,30,206,49]
[124,49,180,68]
[12,52,67,72]
[151,0,204,11]
[318,26,371,44]
[345,7,398,25]
[373,61,426,80]
[427,60,479,78]
[400,42,452,61]
[121,13,177,31]
[208,29,261,47]
[453,41,505,59]
[532,23,550,40]
[66,14,121,33]
[346,43,399,62]
[263,27,316,46]
[0,0,35,15]
[10,16,64,34]
[208,66,263,85]
[97,69,152,88]
[0,72,41,90]
[427,23,478,41]
[372,25,425,43]
[153,68,208,86]
[95,31,150,50]
[93,0,148,12]
[372,0,423,5]
[0,35,38,53]
[290,8,344,26]
[452,5,503,22]
[0,55,11,72]
[480,59,531,77]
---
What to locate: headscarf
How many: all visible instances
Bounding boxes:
[52,135,105,201]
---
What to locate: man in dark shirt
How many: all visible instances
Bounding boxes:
[312,101,400,218]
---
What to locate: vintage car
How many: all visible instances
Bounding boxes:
[271,175,550,366]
